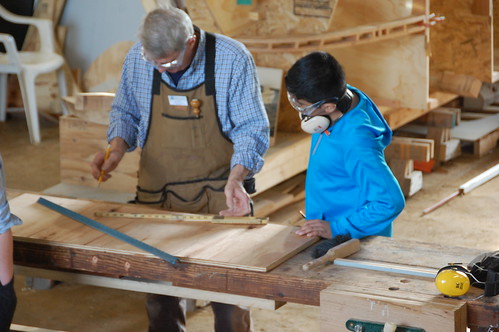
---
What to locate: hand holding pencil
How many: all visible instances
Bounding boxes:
[90,138,129,186]
[97,144,111,187]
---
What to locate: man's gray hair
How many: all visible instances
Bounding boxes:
[139,6,194,59]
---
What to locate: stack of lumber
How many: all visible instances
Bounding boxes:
[422,107,462,165]
[385,137,434,197]
[452,113,499,157]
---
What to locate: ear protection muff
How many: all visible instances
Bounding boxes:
[299,88,354,134]
[435,252,499,298]
[300,114,331,134]
[435,265,471,297]
[335,88,354,114]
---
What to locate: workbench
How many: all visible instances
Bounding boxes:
[11,203,498,332]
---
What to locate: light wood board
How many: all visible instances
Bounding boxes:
[430,0,494,83]
[10,193,318,272]
[451,113,499,141]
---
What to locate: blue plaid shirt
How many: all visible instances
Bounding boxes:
[108,29,270,176]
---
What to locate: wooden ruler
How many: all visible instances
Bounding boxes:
[94,211,269,225]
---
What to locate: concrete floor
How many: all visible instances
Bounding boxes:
[1,112,498,331]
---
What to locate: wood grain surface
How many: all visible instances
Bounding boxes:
[10,193,318,272]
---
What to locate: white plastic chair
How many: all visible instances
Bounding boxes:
[0,4,67,144]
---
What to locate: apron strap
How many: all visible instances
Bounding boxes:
[152,69,161,95]
[205,32,216,96]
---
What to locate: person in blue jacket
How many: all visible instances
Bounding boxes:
[285,51,405,240]
[0,154,22,331]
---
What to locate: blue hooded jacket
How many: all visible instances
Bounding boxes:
[305,85,405,239]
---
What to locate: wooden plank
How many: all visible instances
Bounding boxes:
[10,193,319,272]
[430,71,483,98]
[75,92,115,112]
[237,15,426,53]
[452,114,499,141]
[252,173,305,218]
[321,283,467,332]
[416,107,461,128]
[253,132,310,194]
[385,137,433,161]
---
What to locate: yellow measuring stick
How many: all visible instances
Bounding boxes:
[94,211,268,225]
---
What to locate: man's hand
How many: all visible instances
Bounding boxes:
[296,219,332,239]
[220,164,251,217]
[90,137,128,182]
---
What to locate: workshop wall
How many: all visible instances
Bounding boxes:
[59,0,144,73]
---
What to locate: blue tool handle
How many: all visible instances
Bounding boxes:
[37,197,179,265]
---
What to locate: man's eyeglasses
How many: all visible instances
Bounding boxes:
[141,46,186,69]
[287,92,338,117]
[140,34,195,69]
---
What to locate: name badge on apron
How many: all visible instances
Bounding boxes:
[168,95,189,111]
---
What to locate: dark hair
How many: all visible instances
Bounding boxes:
[285,51,346,103]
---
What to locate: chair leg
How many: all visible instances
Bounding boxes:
[56,67,68,115]
[18,72,42,144]
[0,73,7,122]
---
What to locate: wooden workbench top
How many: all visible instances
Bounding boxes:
[8,191,498,329]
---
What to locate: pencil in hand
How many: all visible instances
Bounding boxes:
[98,144,111,188]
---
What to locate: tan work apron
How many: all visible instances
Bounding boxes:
[136,33,233,214]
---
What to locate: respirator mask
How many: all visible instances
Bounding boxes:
[287,89,353,134]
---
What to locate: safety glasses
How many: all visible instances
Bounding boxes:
[287,92,338,117]
[141,46,187,69]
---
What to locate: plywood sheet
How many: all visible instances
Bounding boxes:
[430,0,493,82]
[10,194,318,272]
[451,113,499,140]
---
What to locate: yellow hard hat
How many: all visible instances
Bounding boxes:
[435,267,470,297]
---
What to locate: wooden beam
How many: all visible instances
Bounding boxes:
[430,71,483,98]
[15,265,285,310]
[237,15,426,53]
